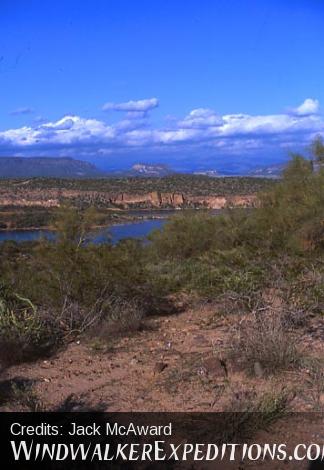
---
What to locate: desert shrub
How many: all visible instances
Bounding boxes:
[7,383,44,411]
[0,378,45,411]
[149,154,324,261]
[232,310,300,375]
[148,208,257,261]
[92,297,144,338]
[1,149,324,358]
[220,386,290,441]
[284,264,324,317]
[225,386,289,415]
[148,211,220,259]
[6,216,153,313]
[146,246,268,312]
[0,174,273,196]
[0,285,61,367]
[146,152,324,314]
[254,156,324,252]
[303,358,324,411]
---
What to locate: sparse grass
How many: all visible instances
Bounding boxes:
[53,394,107,412]
[9,382,45,411]
[303,358,324,411]
[231,309,301,376]
[220,385,290,441]
[91,297,144,339]
[0,378,44,411]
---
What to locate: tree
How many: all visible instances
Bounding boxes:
[283,154,313,182]
[53,204,101,248]
[310,135,324,164]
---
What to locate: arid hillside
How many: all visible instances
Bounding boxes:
[0,186,257,209]
[0,175,272,209]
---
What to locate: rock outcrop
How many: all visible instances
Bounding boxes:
[0,188,257,209]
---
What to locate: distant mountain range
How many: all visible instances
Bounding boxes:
[130,163,172,176]
[193,170,219,177]
[0,157,104,178]
[0,157,285,179]
[248,163,285,178]
[192,163,284,178]
[108,163,174,177]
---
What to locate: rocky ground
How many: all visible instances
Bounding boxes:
[1,302,324,411]
[2,304,324,468]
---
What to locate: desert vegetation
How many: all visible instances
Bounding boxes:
[1,138,324,423]
[0,174,273,229]
[0,174,275,195]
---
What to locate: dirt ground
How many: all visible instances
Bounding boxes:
[2,304,324,469]
[1,303,324,411]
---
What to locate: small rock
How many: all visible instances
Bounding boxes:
[203,357,228,378]
[153,362,168,374]
[254,361,264,378]
[193,334,209,346]
[197,366,208,376]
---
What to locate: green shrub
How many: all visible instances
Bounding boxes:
[0,286,61,366]
[1,148,324,364]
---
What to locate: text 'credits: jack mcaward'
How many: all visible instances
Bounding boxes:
[10,422,173,437]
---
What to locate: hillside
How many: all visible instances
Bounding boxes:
[0,157,104,178]
[0,174,275,229]
[129,163,173,176]
[0,174,275,195]
[248,163,286,178]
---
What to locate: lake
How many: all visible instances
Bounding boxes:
[0,209,224,245]
[0,218,167,245]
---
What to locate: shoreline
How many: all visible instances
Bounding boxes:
[0,207,225,233]
[0,213,171,233]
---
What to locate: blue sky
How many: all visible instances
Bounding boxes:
[0,0,323,173]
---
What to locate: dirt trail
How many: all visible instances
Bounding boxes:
[2,302,323,413]
[1,304,236,411]
[2,305,324,468]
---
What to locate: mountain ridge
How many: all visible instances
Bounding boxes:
[0,157,104,178]
[0,156,286,179]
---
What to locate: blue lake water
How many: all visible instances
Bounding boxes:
[0,218,167,245]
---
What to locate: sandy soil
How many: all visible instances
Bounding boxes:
[2,304,324,469]
[1,303,323,412]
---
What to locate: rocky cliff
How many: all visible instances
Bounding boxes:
[0,187,257,209]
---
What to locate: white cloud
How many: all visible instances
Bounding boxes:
[177,106,323,138]
[291,98,320,116]
[178,108,224,128]
[0,115,116,147]
[0,99,323,159]
[102,97,159,112]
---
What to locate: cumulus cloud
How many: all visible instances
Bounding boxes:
[291,98,320,116]
[10,107,34,116]
[178,108,224,128]
[0,115,115,148]
[0,99,323,160]
[102,97,159,112]
[177,105,323,139]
